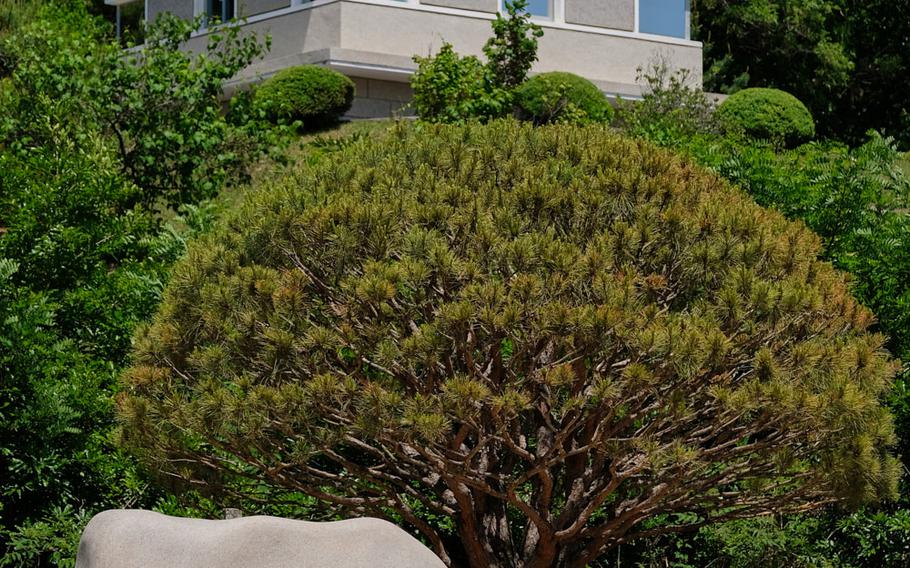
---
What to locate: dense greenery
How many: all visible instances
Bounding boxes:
[620,62,910,568]
[715,88,815,147]
[411,0,541,123]
[514,71,613,125]
[411,43,509,124]
[692,0,910,147]
[255,65,355,129]
[0,2,275,564]
[0,1,908,566]
[120,120,897,567]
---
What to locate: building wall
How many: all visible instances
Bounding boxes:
[347,77,415,119]
[239,0,291,18]
[564,0,634,32]
[148,0,193,23]
[421,0,498,13]
[149,0,703,116]
[336,2,701,91]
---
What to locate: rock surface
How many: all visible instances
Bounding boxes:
[75,509,446,568]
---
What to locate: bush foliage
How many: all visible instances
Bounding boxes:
[121,120,898,567]
[0,2,278,563]
[410,0,542,123]
[411,43,509,124]
[622,70,910,565]
[255,65,354,128]
[716,88,816,146]
[514,71,613,125]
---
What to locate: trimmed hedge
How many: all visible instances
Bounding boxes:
[716,88,815,146]
[514,71,613,125]
[255,65,355,128]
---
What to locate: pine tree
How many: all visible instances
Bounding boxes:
[119,121,899,567]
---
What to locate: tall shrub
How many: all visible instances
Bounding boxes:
[411,0,542,123]
[121,121,898,568]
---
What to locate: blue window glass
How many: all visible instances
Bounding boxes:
[639,0,688,39]
[525,0,551,18]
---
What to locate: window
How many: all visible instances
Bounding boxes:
[525,0,551,18]
[502,0,552,19]
[206,0,235,23]
[639,0,688,39]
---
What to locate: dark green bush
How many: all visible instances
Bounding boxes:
[255,65,354,128]
[716,88,816,146]
[515,71,613,124]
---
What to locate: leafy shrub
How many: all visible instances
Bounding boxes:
[411,43,508,124]
[121,120,898,568]
[410,0,541,123]
[627,129,910,568]
[483,0,543,89]
[617,58,717,145]
[255,65,354,128]
[716,88,816,146]
[2,9,275,208]
[515,71,613,124]
[0,4,274,563]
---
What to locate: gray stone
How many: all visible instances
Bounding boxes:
[75,509,446,568]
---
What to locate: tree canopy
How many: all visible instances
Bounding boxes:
[693,0,910,147]
[120,121,898,567]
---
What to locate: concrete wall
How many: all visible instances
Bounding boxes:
[347,77,414,118]
[239,0,291,17]
[173,0,702,116]
[565,0,634,31]
[337,2,701,92]
[420,0,498,13]
[148,0,194,22]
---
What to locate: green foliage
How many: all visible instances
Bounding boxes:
[410,0,541,123]
[514,71,613,125]
[411,43,509,123]
[483,0,543,90]
[0,506,90,568]
[716,88,816,147]
[255,65,355,129]
[617,59,718,145]
[2,8,274,208]
[693,0,910,146]
[625,125,910,568]
[0,2,276,563]
[122,120,898,567]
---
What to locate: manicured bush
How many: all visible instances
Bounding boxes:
[255,65,354,128]
[121,121,898,567]
[515,71,613,124]
[716,87,816,146]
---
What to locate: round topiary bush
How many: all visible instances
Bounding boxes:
[120,121,897,567]
[255,65,355,127]
[715,87,816,146]
[515,71,613,124]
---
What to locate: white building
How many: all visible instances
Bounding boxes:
[106,1,702,117]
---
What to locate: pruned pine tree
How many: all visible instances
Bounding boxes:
[119,121,899,568]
